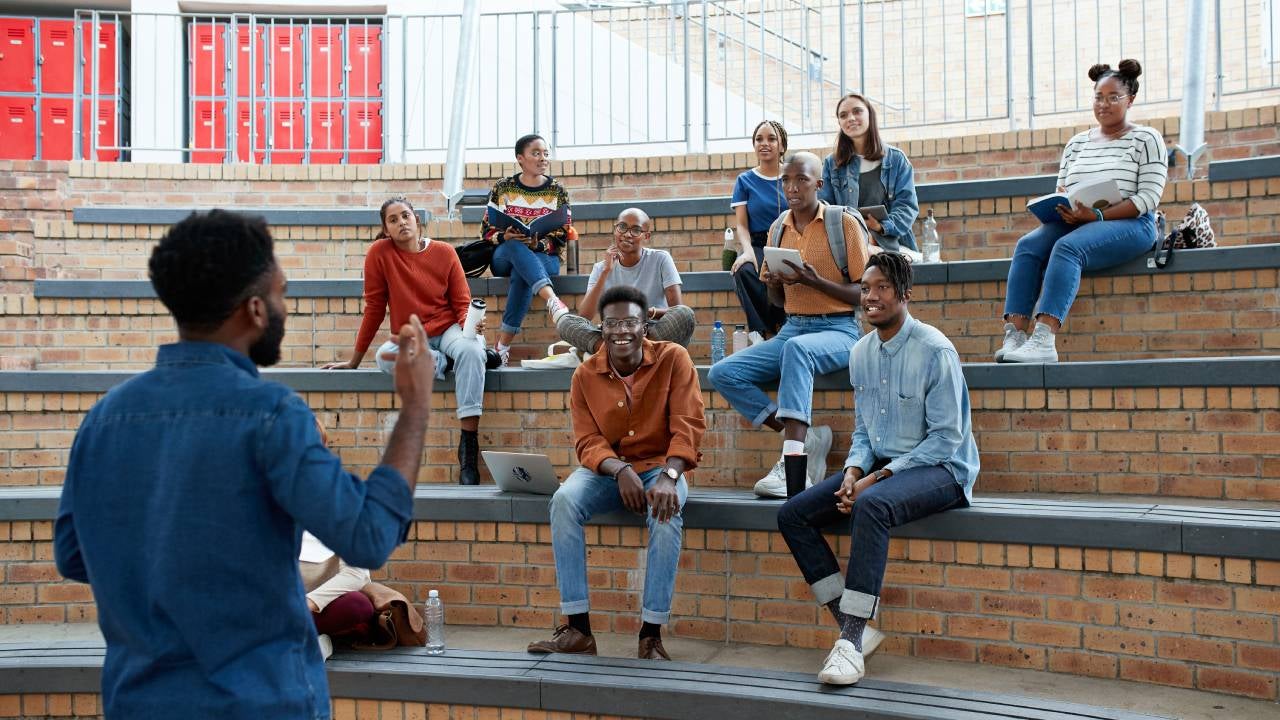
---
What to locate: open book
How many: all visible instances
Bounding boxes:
[1026,179,1123,224]
[486,205,570,238]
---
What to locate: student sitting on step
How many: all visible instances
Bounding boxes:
[323,196,489,485]
[709,151,870,499]
[528,285,705,661]
[556,207,696,356]
[777,252,979,686]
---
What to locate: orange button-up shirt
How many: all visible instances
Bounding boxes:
[762,203,870,315]
[570,340,706,475]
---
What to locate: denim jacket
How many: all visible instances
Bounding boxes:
[819,144,920,251]
[55,341,413,719]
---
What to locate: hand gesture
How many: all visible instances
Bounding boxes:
[617,467,647,514]
[763,269,786,290]
[1056,201,1099,226]
[646,475,680,523]
[781,259,822,287]
[600,245,620,277]
[835,467,876,514]
[393,315,434,413]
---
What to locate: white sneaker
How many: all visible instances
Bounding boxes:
[1002,321,1058,363]
[994,323,1028,363]
[860,625,885,658]
[546,297,570,324]
[495,345,511,369]
[817,638,865,685]
[752,456,788,498]
[521,342,582,369]
[804,426,832,485]
[317,634,333,662]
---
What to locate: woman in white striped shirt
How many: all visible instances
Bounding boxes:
[998,60,1167,363]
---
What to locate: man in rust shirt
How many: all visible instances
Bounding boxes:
[527,285,705,661]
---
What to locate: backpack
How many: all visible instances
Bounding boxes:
[765,204,870,281]
[1150,203,1216,269]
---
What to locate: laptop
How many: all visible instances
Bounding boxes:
[482,451,562,495]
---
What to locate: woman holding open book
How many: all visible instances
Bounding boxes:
[997,60,1167,364]
[818,92,920,254]
[481,133,574,366]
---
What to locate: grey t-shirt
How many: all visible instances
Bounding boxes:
[586,247,682,309]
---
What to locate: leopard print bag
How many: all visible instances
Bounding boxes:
[1151,203,1215,268]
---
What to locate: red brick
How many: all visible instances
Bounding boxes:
[948,616,1010,640]
[1082,577,1153,602]
[980,594,1045,618]
[1013,570,1079,596]
[979,643,1046,670]
[1013,621,1081,648]
[1155,581,1231,608]
[1048,651,1117,679]
[1085,628,1155,657]
[1157,636,1234,665]
[1239,644,1280,672]
[915,637,975,662]
[1197,668,1278,700]
[913,589,975,613]
[1196,611,1276,641]
[1119,658,1194,688]
[946,567,1011,590]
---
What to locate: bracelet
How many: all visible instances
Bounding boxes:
[1093,208,1105,222]
[611,462,633,480]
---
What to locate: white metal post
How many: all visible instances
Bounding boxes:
[1176,0,1209,179]
[442,1,481,217]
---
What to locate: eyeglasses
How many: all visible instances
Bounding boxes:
[602,318,644,330]
[1093,93,1131,106]
[613,223,648,237]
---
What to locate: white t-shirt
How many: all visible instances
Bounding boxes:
[586,247,682,310]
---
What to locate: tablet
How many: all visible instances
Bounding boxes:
[858,205,888,221]
[761,246,805,276]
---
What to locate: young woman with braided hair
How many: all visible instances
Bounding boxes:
[728,120,790,338]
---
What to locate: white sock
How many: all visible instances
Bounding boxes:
[782,439,805,455]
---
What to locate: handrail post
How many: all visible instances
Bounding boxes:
[442,3,481,217]
[1176,0,1210,179]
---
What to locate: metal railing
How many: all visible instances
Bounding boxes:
[27,1,1280,163]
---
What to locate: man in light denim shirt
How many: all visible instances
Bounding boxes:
[55,210,436,719]
[777,252,978,687]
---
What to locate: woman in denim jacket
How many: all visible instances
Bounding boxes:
[819,93,920,253]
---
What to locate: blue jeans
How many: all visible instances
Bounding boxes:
[1004,213,1155,323]
[777,465,965,619]
[549,466,688,624]
[374,329,486,419]
[491,239,561,336]
[707,314,860,426]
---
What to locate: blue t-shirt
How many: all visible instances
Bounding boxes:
[730,168,784,235]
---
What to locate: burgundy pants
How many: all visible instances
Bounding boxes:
[312,590,375,639]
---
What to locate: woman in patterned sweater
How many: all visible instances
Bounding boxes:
[998,60,1167,364]
[481,134,574,365]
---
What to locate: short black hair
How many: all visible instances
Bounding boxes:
[865,251,913,300]
[148,210,276,332]
[598,285,648,318]
[515,133,546,155]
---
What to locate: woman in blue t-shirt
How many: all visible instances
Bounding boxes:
[728,120,789,337]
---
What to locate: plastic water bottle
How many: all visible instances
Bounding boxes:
[721,227,737,271]
[921,209,941,263]
[732,324,748,354]
[424,589,446,655]
[710,320,726,364]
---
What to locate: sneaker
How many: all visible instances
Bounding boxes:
[994,323,1028,363]
[521,341,582,369]
[804,425,832,485]
[495,344,511,368]
[546,297,570,324]
[317,634,333,662]
[753,456,788,498]
[861,625,885,658]
[1002,321,1058,363]
[818,638,865,685]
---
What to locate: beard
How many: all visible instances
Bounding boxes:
[248,302,286,367]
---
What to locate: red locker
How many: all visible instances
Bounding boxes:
[234,100,265,162]
[80,20,118,95]
[189,22,227,97]
[347,100,381,163]
[0,96,37,159]
[233,24,265,97]
[38,19,73,93]
[308,25,342,98]
[308,101,343,163]
[0,18,36,92]
[39,96,73,159]
[268,26,304,98]
[267,101,304,162]
[347,25,382,97]
[82,98,118,161]
[191,99,227,163]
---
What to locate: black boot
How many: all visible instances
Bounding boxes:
[458,430,480,485]
[784,454,807,499]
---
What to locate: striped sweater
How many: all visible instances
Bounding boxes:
[1057,125,1168,215]
[480,173,572,255]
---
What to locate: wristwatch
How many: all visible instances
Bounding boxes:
[662,467,679,481]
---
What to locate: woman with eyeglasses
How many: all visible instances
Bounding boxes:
[819,93,919,253]
[997,60,1166,363]
[481,133,574,366]
[728,120,790,338]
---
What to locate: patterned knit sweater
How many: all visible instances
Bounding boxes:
[480,173,572,255]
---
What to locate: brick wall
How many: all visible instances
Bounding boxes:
[4,386,1278,500]
[3,519,1277,700]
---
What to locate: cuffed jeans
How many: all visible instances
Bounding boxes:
[374,326,486,419]
[491,239,561,335]
[707,313,860,427]
[777,466,965,619]
[549,466,688,625]
[1004,213,1155,323]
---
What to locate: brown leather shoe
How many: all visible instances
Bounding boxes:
[638,636,670,660]
[527,625,597,655]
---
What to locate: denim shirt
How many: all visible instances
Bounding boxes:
[819,145,920,251]
[843,315,979,502]
[54,341,413,720]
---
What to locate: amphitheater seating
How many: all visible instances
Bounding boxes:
[0,642,1171,719]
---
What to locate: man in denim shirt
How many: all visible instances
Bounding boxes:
[54,210,436,719]
[777,252,978,686]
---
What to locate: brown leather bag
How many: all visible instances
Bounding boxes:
[350,582,426,649]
